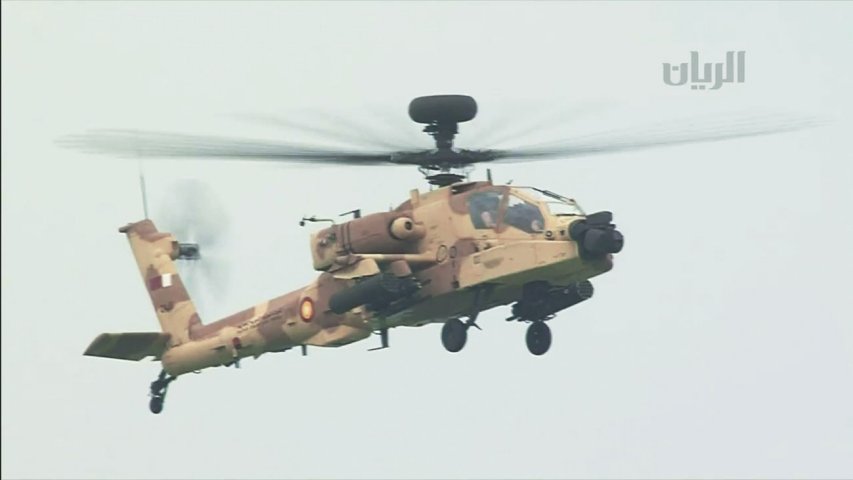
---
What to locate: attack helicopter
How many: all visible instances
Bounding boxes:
[64,94,817,414]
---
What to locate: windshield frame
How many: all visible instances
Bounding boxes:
[510,186,587,216]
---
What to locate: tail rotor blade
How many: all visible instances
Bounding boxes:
[155,178,232,316]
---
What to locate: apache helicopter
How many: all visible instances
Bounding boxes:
[65,95,816,414]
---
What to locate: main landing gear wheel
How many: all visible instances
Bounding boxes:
[441,318,468,353]
[526,321,552,356]
[148,370,176,414]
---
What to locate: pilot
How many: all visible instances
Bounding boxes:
[481,210,497,228]
[469,192,501,229]
[529,216,543,232]
[505,203,544,233]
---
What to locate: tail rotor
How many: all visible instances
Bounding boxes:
[157,178,232,316]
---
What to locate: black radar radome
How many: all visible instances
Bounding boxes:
[408,95,478,124]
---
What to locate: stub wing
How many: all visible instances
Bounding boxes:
[84,332,171,361]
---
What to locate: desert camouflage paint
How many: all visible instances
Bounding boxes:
[85,180,618,375]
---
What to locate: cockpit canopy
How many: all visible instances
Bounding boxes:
[466,186,585,234]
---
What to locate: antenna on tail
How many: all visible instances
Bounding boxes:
[138,161,149,219]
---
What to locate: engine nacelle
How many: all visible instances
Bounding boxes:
[311,211,424,271]
[389,216,426,241]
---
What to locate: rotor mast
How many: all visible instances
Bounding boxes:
[423,120,458,151]
[408,95,478,187]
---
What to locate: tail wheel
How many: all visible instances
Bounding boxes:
[149,396,164,414]
[148,369,175,414]
[526,322,552,356]
[441,318,468,353]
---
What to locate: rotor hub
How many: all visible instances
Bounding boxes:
[425,172,466,187]
[177,242,201,260]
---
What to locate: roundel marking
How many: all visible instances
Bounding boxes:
[300,297,315,322]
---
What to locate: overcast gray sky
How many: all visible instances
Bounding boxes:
[2,2,852,479]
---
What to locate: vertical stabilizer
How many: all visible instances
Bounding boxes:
[119,220,200,346]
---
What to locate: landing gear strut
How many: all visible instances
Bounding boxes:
[440,287,488,353]
[506,281,594,356]
[148,369,177,414]
[368,327,390,351]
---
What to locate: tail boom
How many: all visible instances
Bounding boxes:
[86,219,374,377]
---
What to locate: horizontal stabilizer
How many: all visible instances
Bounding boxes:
[84,332,171,361]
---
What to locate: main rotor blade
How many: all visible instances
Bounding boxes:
[488,112,824,162]
[59,129,400,165]
[465,100,608,149]
[231,112,419,151]
[60,110,824,169]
